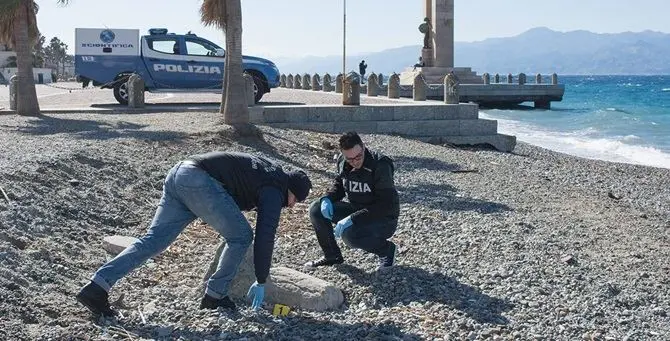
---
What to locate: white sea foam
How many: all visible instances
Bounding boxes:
[662,88,670,92]
[481,112,670,169]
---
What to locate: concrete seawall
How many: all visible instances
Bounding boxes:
[250,102,516,152]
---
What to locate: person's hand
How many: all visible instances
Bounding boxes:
[320,197,333,220]
[247,282,265,311]
[334,216,353,238]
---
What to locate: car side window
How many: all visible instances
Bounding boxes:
[185,39,218,56]
[148,39,180,55]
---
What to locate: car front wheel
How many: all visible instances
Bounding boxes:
[113,81,129,105]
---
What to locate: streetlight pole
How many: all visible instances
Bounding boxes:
[343,0,346,78]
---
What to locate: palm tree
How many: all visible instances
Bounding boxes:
[0,0,68,116]
[200,0,249,127]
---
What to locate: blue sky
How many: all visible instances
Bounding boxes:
[36,0,670,58]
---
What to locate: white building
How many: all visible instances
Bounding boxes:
[0,48,54,84]
[1,67,54,84]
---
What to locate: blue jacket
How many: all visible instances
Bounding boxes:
[188,152,288,284]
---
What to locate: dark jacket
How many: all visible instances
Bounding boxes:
[325,148,400,225]
[188,152,288,284]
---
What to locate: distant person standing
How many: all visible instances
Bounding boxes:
[359,60,368,81]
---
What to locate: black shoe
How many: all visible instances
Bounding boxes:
[200,294,236,310]
[304,256,344,268]
[378,242,397,270]
[76,281,118,317]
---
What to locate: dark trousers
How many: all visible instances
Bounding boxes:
[309,199,397,259]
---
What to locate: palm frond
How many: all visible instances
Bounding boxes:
[0,0,40,48]
[200,0,227,30]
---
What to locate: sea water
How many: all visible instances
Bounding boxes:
[480,75,670,169]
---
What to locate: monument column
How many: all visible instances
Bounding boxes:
[432,0,454,68]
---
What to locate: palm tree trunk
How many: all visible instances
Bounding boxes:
[222,0,248,125]
[219,34,227,112]
[13,0,40,116]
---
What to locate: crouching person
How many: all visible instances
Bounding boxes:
[76,152,312,317]
[305,132,400,270]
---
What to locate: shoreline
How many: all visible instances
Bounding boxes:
[0,111,668,339]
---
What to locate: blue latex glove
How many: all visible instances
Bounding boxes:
[320,197,334,220]
[334,216,353,238]
[247,282,265,311]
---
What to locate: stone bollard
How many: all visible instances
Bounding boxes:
[342,72,360,105]
[507,73,513,84]
[286,74,294,88]
[280,74,287,88]
[552,73,558,85]
[243,72,255,106]
[377,73,384,87]
[483,72,490,85]
[335,73,344,93]
[127,73,145,108]
[323,73,333,92]
[294,75,302,89]
[444,72,460,104]
[367,74,378,97]
[311,74,321,91]
[387,73,400,99]
[494,73,500,83]
[9,75,17,110]
[518,73,526,85]
[302,74,311,90]
[536,73,542,84]
[413,74,426,101]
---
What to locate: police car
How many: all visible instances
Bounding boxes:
[75,28,280,104]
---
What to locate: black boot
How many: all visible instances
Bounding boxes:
[200,294,236,310]
[76,281,118,317]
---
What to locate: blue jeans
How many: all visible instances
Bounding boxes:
[91,161,253,299]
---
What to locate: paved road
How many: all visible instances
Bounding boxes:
[0,82,438,111]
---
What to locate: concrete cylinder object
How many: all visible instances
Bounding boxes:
[444,72,460,104]
[302,74,311,90]
[483,73,490,85]
[335,73,344,93]
[387,73,400,99]
[552,73,558,85]
[9,75,18,110]
[127,73,146,108]
[413,74,426,101]
[311,74,321,91]
[367,74,378,97]
[342,72,360,105]
[286,74,294,88]
[518,73,526,85]
[243,72,255,106]
[322,73,332,92]
[536,73,542,84]
[280,74,286,87]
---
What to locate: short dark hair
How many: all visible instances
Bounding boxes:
[339,131,363,150]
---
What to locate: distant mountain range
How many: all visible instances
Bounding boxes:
[274,27,670,76]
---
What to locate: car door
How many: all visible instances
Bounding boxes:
[143,36,197,89]
[183,37,225,89]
